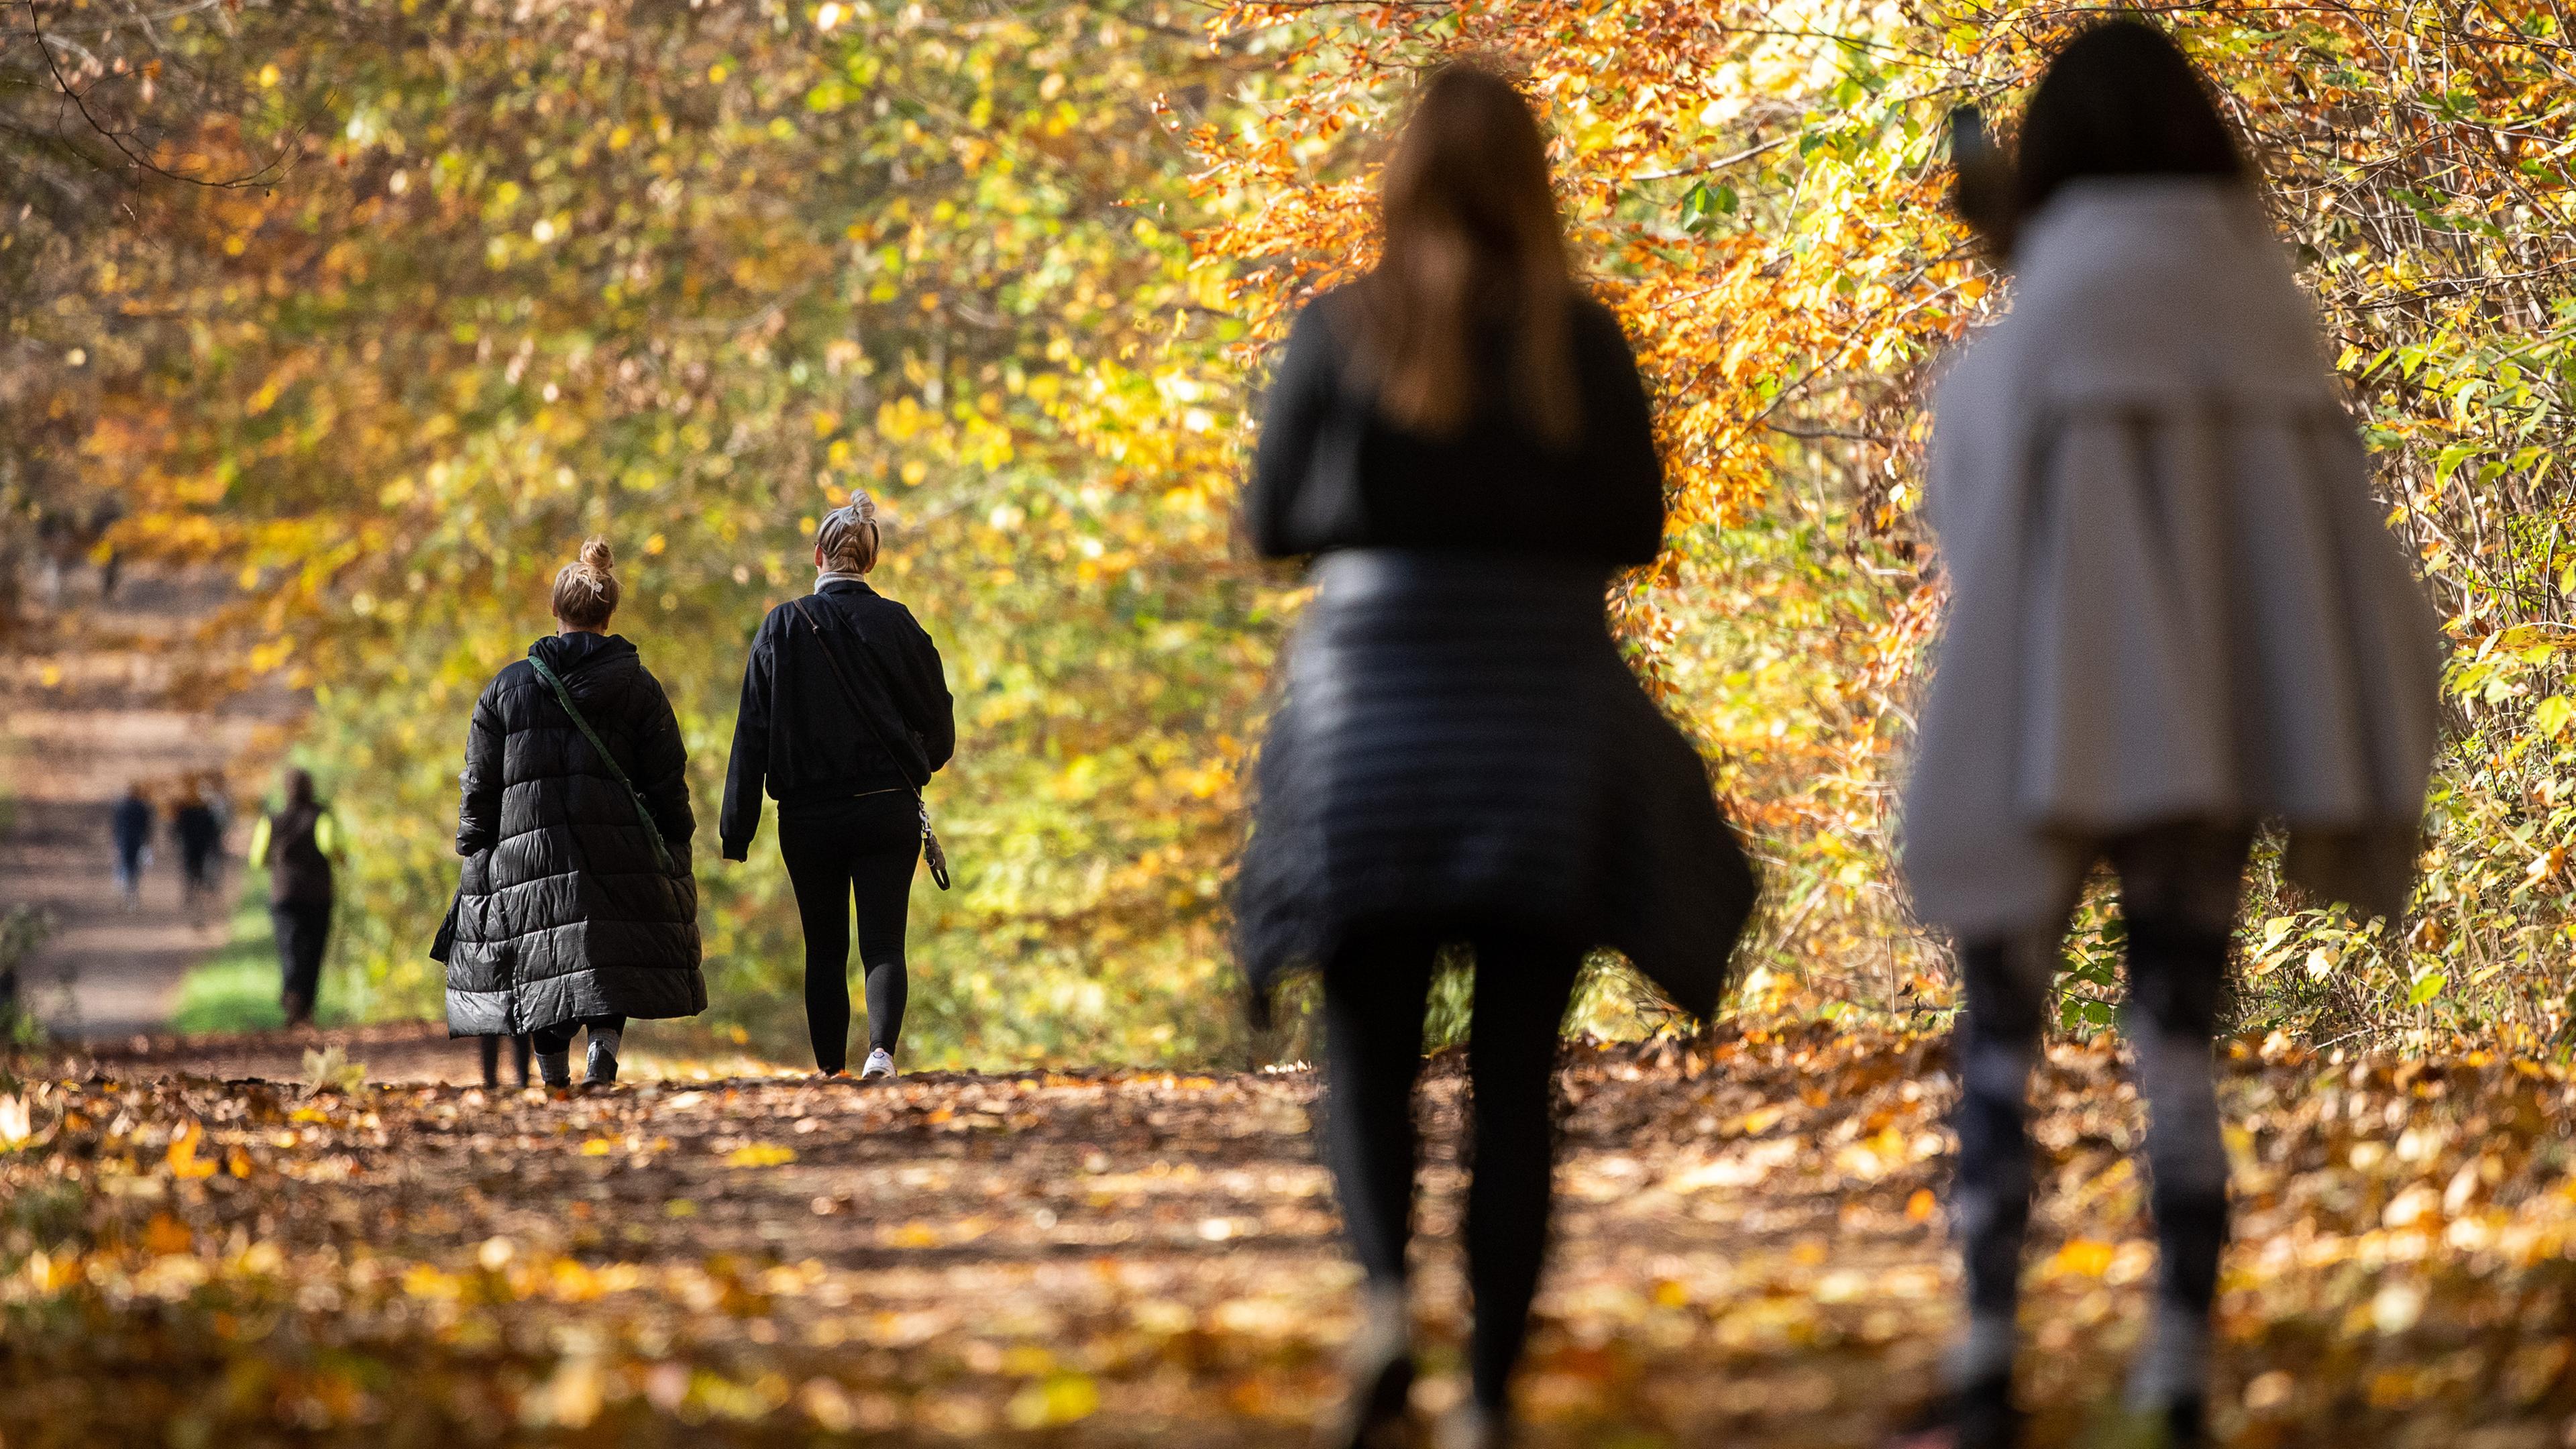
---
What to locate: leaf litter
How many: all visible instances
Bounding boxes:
[6,1026,2576,1444]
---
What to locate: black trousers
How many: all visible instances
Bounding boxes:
[271,899,331,1019]
[779,792,921,1073]
[1320,924,1584,1415]
[480,1034,532,1087]
[1952,824,2252,1331]
[530,1016,627,1055]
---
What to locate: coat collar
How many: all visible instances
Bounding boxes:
[528,631,637,680]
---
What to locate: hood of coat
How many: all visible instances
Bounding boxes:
[1995,177,2336,413]
[528,632,641,700]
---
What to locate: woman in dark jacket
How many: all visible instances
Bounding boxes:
[1237,64,1753,1449]
[252,769,336,1026]
[719,494,955,1081]
[444,537,702,1087]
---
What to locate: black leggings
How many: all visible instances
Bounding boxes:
[480,1034,532,1087]
[780,792,920,1073]
[1953,824,2251,1330]
[1320,926,1583,1415]
[531,1015,625,1055]
[271,899,331,1018]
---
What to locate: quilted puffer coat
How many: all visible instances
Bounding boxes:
[443,631,703,1036]
[1234,285,1758,1021]
[1234,552,1758,1022]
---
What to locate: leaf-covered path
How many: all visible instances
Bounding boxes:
[9,1027,2576,1447]
[0,566,302,1040]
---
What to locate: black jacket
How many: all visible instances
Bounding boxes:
[444,631,703,1036]
[719,580,955,861]
[1234,292,1754,1022]
[1245,286,1665,565]
[262,804,333,905]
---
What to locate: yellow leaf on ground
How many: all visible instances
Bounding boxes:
[143,1212,193,1255]
[2051,1239,2116,1277]
[1007,1371,1100,1428]
[166,1122,217,1179]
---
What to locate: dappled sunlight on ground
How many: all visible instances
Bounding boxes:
[7,1027,2576,1444]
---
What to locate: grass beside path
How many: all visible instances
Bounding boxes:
[167,884,361,1034]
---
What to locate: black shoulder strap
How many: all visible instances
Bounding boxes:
[788,597,930,792]
[527,653,675,873]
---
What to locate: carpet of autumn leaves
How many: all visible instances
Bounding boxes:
[2,1032,2576,1445]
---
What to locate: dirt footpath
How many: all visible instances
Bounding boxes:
[11,1025,2576,1447]
[0,567,302,1039]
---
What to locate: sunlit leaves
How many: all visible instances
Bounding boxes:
[74,1,1267,1065]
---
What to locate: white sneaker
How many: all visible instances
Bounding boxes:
[859,1048,896,1081]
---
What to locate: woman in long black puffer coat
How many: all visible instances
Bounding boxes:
[1236,62,1755,1449]
[443,537,703,1087]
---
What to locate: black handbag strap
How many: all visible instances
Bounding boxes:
[527,653,675,873]
[787,596,928,793]
[790,596,950,890]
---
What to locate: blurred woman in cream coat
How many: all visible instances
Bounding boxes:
[1894,22,2441,1449]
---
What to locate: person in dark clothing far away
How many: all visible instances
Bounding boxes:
[720,492,955,1082]
[1236,62,1754,1449]
[109,783,153,910]
[172,776,225,919]
[443,537,704,1089]
[1890,24,2440,1449]
[250,768,339,1026]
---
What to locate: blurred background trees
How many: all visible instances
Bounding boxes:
[1197,0,2576,1047]
[15,0,2576,1060]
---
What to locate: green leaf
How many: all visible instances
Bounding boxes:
[2407,971,2450,1006]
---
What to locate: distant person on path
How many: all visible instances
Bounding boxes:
[109,782,153,910]
[720,494,955,1082]
[172,777,225,918]
[1234,63,1754,1449]
[1893,23,2442,1449]
[443,538,702,1089]
[250,769,339,1026]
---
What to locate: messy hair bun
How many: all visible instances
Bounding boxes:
[551,535,621,629]
[816,494,881,574]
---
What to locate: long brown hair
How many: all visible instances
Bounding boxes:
[1359,62,1579,445]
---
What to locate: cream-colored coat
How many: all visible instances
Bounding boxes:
[1901,180,2443,936]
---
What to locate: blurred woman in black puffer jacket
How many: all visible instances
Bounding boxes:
[1236,62,1754,1449]
[443,537,703,1088]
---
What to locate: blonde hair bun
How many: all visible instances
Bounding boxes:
[816,494,883,574]
[552,534,623,628]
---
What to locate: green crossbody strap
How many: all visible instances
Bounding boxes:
[527,653,676,874]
